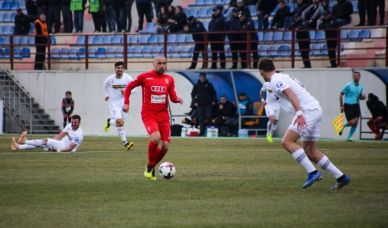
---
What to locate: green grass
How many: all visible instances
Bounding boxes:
[0,135,387,227]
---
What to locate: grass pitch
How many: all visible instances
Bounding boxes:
[0,135,387,227]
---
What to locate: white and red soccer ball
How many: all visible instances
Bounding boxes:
[159,162,176,179]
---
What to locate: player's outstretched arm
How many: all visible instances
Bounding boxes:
[53,131,67,140]
[123,75,142,112]
[168,78,183,104]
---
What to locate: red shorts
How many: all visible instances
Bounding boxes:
[142,111,171,142]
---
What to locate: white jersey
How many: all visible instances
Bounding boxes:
[62,123,84,152]
[270,73,320,111]
[103,73,135,106]
[261,82,294,114]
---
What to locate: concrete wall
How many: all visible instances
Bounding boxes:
[11,68,386,139]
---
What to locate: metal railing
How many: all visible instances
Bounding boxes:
[0,70,32,132]
[0,25,386,70]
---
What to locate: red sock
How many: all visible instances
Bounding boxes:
[155,147,168,166]
[148,141,158,167]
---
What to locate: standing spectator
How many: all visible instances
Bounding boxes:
[34,14,48,70]
[366,93,388,140]
[357,0,367,26]
[240,13,259,68]
[124,0,135,32]
[228,8,243,69]
[256,0,278,30]
[114,0,126,32]
[104,0,116,32]
[338,71,366,142]
[14,9,31,35]
[208,5,227,69]
[89,0,106,32]
[168,6,187,32]
[320,0,353,68]
[289,0,312,68]
[156,6,170,32]
[36,0,48,16]
[71,0,87,33]
[135,0,154,32]
[271,0,291,29]
[301,0,321,30]
[47,0,61,33]
[185,16,208,69]
[61,0,73,33]
[214,95,237,136]
[62,91,75,128]
[191,73,217,136]
[376,0,385,25]
[26,0,38,19]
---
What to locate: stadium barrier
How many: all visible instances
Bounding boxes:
[0,26,387,70]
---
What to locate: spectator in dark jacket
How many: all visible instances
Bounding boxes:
[191,73,217,136]
[168,6,187,32]
[320,0,353,68]
[47,0,61,33]
[236,0,251,20]
[240,13,258,68]
[156,5,170,32]
[228,8,243,69]
[26,0,38,19]
[289,0,312,68]
[208,5,227,69]
[14,9,31,35]
[36,0,48,16]
[215,95,237,136]
[366,93,388,140]
[185,16,208,69]
[61,0,73,33]
[135,0,154,32]
[271,0,291,29]
[256,0,278,30]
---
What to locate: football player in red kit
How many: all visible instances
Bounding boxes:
[123,56,183,180]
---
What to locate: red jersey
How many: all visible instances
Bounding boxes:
[124,70,180,113]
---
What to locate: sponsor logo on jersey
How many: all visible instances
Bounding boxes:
[75,137,79,142]
[146,77,153,80]
[112,84,126,89]
[151,86,167,92]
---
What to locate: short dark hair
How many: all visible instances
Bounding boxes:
[65,91,72,95]
[353,70,360,75]
[115,61,124,67]
[199,72,206,77]
[72,115,81,122]
[258,58,276,72]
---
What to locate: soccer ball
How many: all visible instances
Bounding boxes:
[159,162,176,179]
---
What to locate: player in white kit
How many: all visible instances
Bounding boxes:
[258,59,350,190]
[11,115,84,152]
[260,82,295,143]
[103,62,135,151]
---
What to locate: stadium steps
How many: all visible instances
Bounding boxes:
[0,70,60,134]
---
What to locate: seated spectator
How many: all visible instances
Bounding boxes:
[366,93,388,140]
[236,0,251,20]
[214,95,237,136]
[153,0,173,16]
[168,6,187,32]
[316,0,331,30]
[271,0,291,30]
[256,0,278,30]
[238,92,253,128]
[156,6,170,33]
[14,8,31,35]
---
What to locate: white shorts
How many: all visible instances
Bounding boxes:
[288,107,322,141]
[109,102,125,120]
[45,138,66,151]
[265,103,280,119]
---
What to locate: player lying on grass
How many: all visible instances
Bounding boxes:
[258,59,350,190]
[11,115,84,153]
[124,56,183,180]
